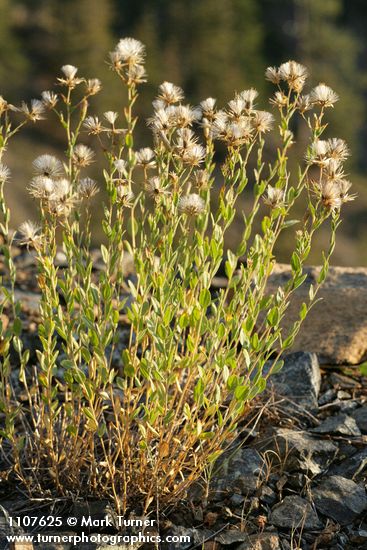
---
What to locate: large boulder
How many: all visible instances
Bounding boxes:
[265,264,367,365]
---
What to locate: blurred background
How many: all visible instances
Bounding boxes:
[0,0,366,265]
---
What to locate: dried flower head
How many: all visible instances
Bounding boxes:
[114,159,127,175]
[28,176,55,199]
[135,147,156,169]
[127,64,147,84]
[252,111,274,134]
[181,143,206,166]
[54,178,71,199]
[326,138,350,162]
[193,169,210,190]
[58,65,83,87]
[279,61,308,92]
[239,88,258,111]
[307,140,329,165]
[86,78,102,96]
[158,82,184,105]
[116,186,135,207]
[78,177,99,199]
[147,108,173,133]
[310,84,339,108]
[221,119,253,146]
[83,116,105,135]
[270,91,288,108]
[265,66,281,85]
[114,38,145,65]
[17,220,42,248]
[175,128,197,152]
[19,100,45,122]
[314,179,342,210]
[145,176,170,199]
[33,155,63,178]
[41,90,58,109]
[0,96,17,115]
[200,98,216,118]
[169,104,201,127]
[296,94,311,113]
[0,164,11,183]
[323,158,345,180]
[338,179,356,203]
[72,144,95,167]
[178,193,205,216]
[104,111,119,125]
[228,96,247,118]
[263,186,285,208]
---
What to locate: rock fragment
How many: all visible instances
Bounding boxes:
[312,475,367,525]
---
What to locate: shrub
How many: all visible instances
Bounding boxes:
[0,42,353,513]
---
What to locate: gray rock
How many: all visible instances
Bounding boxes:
[328,447,367,478]
[237,532,281,550]
[259,485,277,505]
[211,448,264,498]
[351,406,367,434]
[262,428,338,476]
[312,475,367,525]
[267,352,321,411]
[311,413,361,436]
[215,529,253,545]
[318,389,336,405]
[264,264,367,365]
[270,495,322,530]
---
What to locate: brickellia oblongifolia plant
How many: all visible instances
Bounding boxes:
[0,38,354,513]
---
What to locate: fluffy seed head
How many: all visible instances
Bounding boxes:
[86,78,102,96]
[116,186,135,207]
[193,169,210,189]
[158,82,184,104]
[145,176,170,199]
[135,147,156,168]
[33,155,63,177]
[178,193,205,216]
[0,164,11,183]
[278,61,308,92]
[265,66,281,84]
[53,178,71,199]
[28,176,56,199]
[61,65,78,79]
[297,94,311,113]
[252,111,274,133]
[270,91,288,108]
[41,90,58,109]
[200,97,216,118]
[78,177,99,199]
[114,159,127,175]
[317,179,342,210]
[169,104,201,127]
[19,100,45,122]
[104,111,118,125]
[310,84,339,107]
[127,64,147,84]
[17,221,42,248]
[327,138,350,162]
[181,143,206,166]
[239,88,258,110]
[263,186,285,208]
[114,38,145,65]
[83,116,104,135]
[59,65,83,87]
[72,144,95,167]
